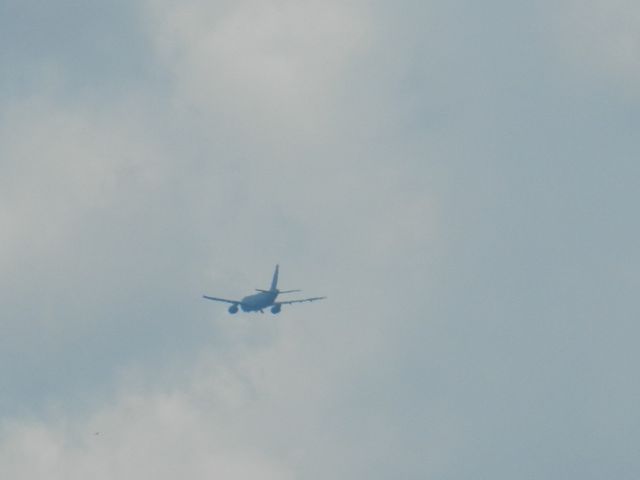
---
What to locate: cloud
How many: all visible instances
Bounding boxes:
[0,1,438,477]
[0,318,429,480]
[146,0,371,136]
[139,0,437,278]
[0,96,166,270]
[0,387,295,479]
[548,0,640,93]
[4,0,640,478]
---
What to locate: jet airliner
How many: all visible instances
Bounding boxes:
[203,265,326,314]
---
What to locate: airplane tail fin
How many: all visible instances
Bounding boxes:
[270,264,279,291]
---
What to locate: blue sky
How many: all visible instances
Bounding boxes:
[1,1,639,478]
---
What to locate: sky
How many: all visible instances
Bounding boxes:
[1,0,639,478]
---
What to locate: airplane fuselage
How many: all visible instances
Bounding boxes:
[240,290,278,312]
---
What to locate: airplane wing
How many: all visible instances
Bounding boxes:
[276,296,326,305]
[202,295,240,304]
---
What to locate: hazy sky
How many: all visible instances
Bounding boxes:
[1,1,639,478]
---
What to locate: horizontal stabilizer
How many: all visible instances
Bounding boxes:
[255,288,302,294]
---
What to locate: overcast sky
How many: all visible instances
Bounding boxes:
[1,1,639,478]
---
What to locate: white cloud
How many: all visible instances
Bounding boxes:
[0,96,167,270]
[0,387,295,479]
[138,0,437,277]
[0,1,441,478]
[549,0,640,92]
[4,0,640,477]
[146,0,371,139]
[0,316,407,480]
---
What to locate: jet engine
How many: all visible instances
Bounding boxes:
[228,304,239,314]
[271,304,281,314]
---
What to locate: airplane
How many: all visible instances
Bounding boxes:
[203,265,326,314]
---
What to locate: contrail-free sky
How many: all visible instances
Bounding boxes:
[1,1,639,478]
